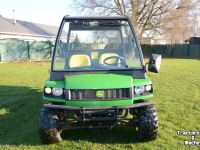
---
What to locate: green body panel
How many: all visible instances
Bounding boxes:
[43,74,153,106]
[133,76,152,86]
[42,94,66,103]
[134,94,153,100]
[64,74,133,89]
[65,99,133,107]
[44,78,64,88]
[43,94,153,102]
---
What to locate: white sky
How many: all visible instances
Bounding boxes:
[0,0,77,27]
[1,0,199,31]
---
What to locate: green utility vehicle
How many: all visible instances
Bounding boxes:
[39,15,161,144]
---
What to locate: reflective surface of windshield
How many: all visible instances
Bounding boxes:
[54,19,142,71]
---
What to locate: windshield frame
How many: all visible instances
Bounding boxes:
[51,16,144,73]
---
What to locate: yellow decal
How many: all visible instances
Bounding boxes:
[91,52,98,59]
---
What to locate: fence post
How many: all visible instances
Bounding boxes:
[152,46,155,53]
[187,44,190,58]
[27,41,30,60]
[49,41,51,59]
[171,46,173,57]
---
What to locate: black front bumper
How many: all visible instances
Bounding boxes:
[43,102,154,122]
[44,101,154,110]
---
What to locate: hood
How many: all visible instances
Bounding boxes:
[64,74,133,89]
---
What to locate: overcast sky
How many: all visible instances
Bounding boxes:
[0,0,77,27]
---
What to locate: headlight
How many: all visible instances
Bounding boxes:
[52,88,63,96]
[44,87,51,94]
[134,86,145,95]
[145,85,152,92]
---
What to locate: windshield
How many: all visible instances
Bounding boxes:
[53,19,142,71]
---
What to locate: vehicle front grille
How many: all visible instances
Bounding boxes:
[69,88,132,100]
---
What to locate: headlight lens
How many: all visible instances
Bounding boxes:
[145,85,152,92]
[44,87,51,94]
[52,88,63,96]
[134,86,145,95]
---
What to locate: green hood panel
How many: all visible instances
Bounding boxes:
[44,77,64,88]
[64,74,133,89]
[133,76,152,86]
[44,75,152,90]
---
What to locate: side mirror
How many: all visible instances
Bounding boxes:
[148,54,161,73]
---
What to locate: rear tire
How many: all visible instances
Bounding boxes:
[136,105,158,141]
[38,108,62,144]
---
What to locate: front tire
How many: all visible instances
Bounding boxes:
[136,105,158,141]
[38,108,62,144]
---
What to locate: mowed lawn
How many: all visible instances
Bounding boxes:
[0,59,200,150]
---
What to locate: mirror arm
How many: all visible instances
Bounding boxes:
[143,63,148,73]
[143,60,155,73]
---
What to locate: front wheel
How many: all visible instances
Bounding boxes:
[136,105,158,141]
[38,108,62,144]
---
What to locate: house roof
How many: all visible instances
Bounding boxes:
[0,16,59,37]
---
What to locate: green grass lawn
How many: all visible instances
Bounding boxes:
[0,59,200,149]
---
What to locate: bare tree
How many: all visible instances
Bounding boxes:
[71,0,200,44]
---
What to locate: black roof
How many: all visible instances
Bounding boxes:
[63,15,129,20]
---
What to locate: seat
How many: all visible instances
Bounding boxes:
[99,53,119,65]
[69,54,91,67]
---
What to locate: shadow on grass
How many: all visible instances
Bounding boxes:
[62,128,141,144]
[0,85,44,146]
[0,86,141,146]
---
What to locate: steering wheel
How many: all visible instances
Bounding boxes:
[103,56,125,66]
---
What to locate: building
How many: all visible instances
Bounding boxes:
[186,37,200,44]
[0,16,59,42]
